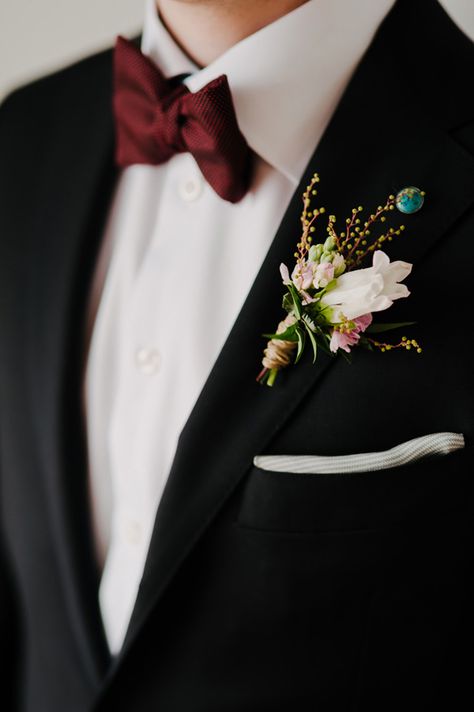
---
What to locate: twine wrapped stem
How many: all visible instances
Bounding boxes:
[257,315,297,386]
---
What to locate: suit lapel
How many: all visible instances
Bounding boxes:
[26,51,117,681]
[109,0,474,674]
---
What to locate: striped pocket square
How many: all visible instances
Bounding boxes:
[253,432,465,476]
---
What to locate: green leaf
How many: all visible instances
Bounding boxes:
[339,350,353,364]
[282,292,293,313]
[316,335,333,356]
[302,312,317,332]
[304,322,318,363]
[309,301,334,325]
[294,327,306,364]
[366,321,416,334]
[287,283,302,320]
[263,324,299,341]
[359,337,374,351]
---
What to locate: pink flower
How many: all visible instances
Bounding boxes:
[313,262,334,289]
[329,313,373,353]
[353,313,373,332]
[301,290,317,305]
[291,261,314,290]
[330,330,359,353]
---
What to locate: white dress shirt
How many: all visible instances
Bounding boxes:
[84,0,396,654]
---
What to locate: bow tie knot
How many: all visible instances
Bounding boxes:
[113,37,252,203]
[154,85,189,158]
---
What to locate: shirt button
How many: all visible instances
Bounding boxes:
[124,519,142,546]
[179,175,203,202]
[135,347,161,375]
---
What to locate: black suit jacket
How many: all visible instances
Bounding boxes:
[1,0,474,709]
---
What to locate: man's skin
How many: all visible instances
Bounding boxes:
[157,0,309,66]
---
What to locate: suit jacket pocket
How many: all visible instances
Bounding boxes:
[236,443,472,534]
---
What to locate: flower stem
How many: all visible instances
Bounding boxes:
[266,368,278,387]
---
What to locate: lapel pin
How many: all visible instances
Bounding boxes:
[395,186,425,214]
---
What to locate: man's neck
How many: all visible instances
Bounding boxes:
[156,0,309,67]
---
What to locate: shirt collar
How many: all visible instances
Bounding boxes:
[142,0,396,185]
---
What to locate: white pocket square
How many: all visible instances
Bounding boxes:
[253,432,465,475]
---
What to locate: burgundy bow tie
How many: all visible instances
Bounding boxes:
[113,37,252,203]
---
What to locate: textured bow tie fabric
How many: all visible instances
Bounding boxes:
[113,37,252,203]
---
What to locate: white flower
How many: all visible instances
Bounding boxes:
[320,250,412,322]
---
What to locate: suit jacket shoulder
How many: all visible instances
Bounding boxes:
[0,47,115,197]
[0,45,114,131]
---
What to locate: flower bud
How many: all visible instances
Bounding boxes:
[320,251,333,263]
[332,253,346,277]
[323,236,336,252]
[308,244,323,262]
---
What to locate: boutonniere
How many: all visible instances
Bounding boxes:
[257,174,423,386]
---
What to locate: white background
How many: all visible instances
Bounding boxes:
[1,0,474,101]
